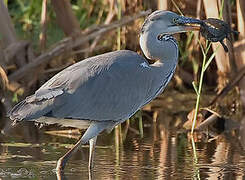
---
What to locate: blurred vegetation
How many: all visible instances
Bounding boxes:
[6,0,116,50]
[7,0,62,50]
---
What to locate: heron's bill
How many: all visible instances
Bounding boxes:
[170,15,203,33]
[165,24,201,34]
[182,25,201,31]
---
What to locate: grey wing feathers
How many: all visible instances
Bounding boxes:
[8,84,65,122]
[35,88,63,101]
[49,50,151,121]
[7,53,96,122]
[8,50,151,125]
[7,96,54,122]
[7,100,27,121]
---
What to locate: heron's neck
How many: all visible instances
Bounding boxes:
[150,56,178,88]
[151,54,178,75]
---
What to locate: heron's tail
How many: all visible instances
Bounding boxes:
[7,95,53,124]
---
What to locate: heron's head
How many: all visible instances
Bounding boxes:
[140,10,201,61]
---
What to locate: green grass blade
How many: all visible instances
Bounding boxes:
[192,81,199,95]
[204,45,219,72]
[197,39,205,57]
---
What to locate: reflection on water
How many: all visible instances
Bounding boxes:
[0,93,245,179]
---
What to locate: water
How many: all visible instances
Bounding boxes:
[0,92,245,179]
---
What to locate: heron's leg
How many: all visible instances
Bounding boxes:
[88,136,97,169]
[56,137,84,172]
[56,121,110,172]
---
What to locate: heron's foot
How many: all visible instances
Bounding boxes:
[56,158,67,172]
[88,161,94,170]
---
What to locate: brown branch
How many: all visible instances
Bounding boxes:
[0,65,8,90]
[51,0,88,60]
[223,0,237,74]
[235,0,245,108]
[196,114,219,130]
[51,0,81,36]
[40,0,48,51]
[8,10,151,82]
[209,66,245,106]
[0,0,17,47]
[89,0,116,53]
[0,0,24,67]
[0,0,36,68]
[0,65,11,114]
[4,41,29,63]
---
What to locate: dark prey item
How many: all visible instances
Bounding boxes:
[200,18,239,52]
[174,16,239,52]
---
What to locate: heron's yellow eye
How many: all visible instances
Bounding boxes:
[172,18,178,24]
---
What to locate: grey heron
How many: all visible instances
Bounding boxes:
[8,10,202,172]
